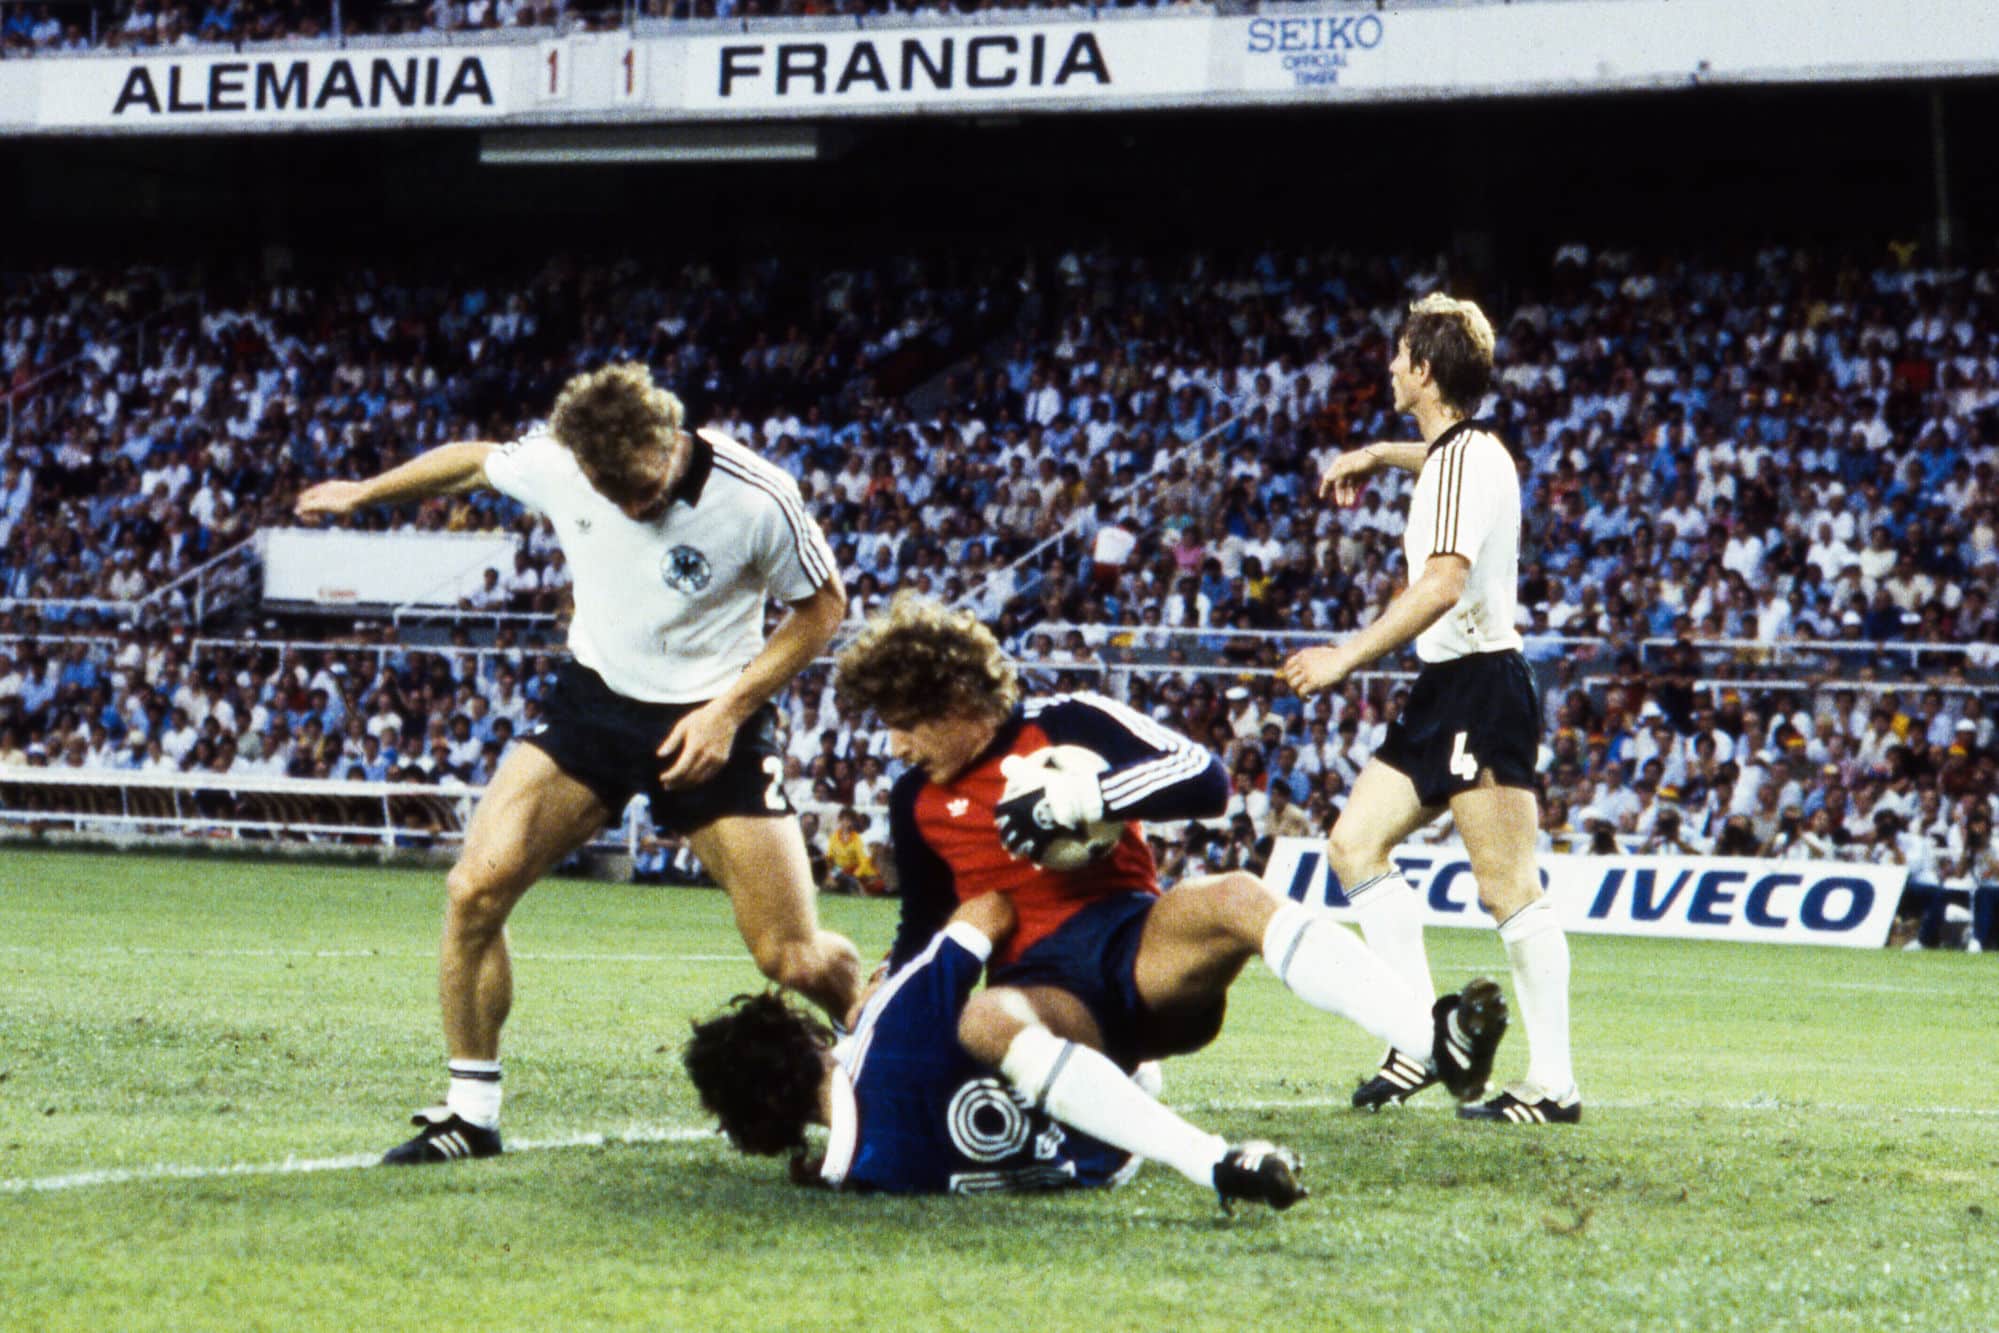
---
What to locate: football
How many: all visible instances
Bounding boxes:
[994,745,1125,871]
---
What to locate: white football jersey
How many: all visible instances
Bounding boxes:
[1401,422,1524,663]
[484,428,835,704]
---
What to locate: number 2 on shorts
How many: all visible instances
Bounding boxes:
[761,755,786,810]
[1449,731,1478,782]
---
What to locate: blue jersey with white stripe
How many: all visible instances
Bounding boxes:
[821,923,1133,1196]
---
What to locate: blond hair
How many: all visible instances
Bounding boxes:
[835,594,1020,728]
[1402,293,1496,415]
[548,363,685,498]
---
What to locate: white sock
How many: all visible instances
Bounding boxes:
[1000,1026,1225,1190]
[1498,897,1575,1096]
[1342,868,1436,1008]
[1261,901,1434,1059]
[446,1059,503,1129]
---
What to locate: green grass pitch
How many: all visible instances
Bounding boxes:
[1,847,1993,1331]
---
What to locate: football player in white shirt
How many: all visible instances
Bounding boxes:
[1281,294,1580,1126]
[296,363,860,1165]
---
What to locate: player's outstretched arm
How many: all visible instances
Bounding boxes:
[1281,554,1468,696]
[1029,693,1228,827]
[1319,442,1426,505]
[293,441,497,520]
[658,574,848,790]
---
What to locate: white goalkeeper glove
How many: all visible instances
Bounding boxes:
[999,754,1106,827]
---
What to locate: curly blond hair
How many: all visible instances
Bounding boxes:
[835,594,1019,728]
[548,363,685,500]
[1402,292,1496,416]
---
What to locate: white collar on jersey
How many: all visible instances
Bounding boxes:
[818,1063,859,1187]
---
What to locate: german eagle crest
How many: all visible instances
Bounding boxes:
[662,544,712,594]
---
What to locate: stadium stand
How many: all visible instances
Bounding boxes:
[4,237,1998,947]
[0,0,1210,53]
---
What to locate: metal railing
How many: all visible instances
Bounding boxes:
[1,295,197,448]
[0,538,263,630]
[954,412,1245,617]
[0,765,633,853]
[136,537,264,627]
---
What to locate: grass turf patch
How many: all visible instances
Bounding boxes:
[1,847,1993,1330]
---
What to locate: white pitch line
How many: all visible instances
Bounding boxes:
[0,946,751,963]
[1199,1096,1999,1119]
[14,1092,1997,1200]
[0,1124,714,1197]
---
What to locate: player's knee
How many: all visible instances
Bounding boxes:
[752,936,827,995]
[1325,817,1383,881]
[1209,871,1278,930]
[957,992,1021,1068]
[1476,870,1541,918]
[445,861,522,937]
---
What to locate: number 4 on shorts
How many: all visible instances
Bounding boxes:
[1449,731,1478,782]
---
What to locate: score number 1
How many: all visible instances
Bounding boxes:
[536,41,644,105]
[616,43,646,101]
[536,40,572,102]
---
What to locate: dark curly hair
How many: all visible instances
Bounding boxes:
[834,593,1019,729]
[683,991,831,1161]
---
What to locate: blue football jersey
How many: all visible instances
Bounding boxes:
[820,922,1135,1196]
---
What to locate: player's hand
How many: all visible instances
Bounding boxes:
[995,754,1105,860]
[656,698,743,791]
[1318,448,1380,507]
[293,480,370,521]
[999,755,1105,828]
[1281,646,1352,697]
[844,959,890,1031]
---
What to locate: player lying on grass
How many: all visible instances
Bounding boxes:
[687,892,1304,1209]
[825,596,1507,1180]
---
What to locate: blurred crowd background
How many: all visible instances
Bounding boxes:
[4,236,1997,947]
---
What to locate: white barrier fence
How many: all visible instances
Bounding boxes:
[0,766,482,845]
[1263,837,1905,950]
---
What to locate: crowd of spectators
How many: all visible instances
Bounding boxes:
[1,620,1994,946]
[6,236,1999,948]
[0,251,993,611]
[0,0,1204,56]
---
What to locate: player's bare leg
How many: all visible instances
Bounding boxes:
[959,980,1301,1210]
[442,745,610,1058]
[1451,776,1580,1122]
[689,813,861,1022]
[1131,872,1492,1089]
[386,744,609,1164]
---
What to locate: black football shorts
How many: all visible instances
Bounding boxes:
[525,661,789,834]
[1371,648,1540,808]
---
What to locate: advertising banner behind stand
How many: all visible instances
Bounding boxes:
[37,46,518,129]
[1262,838,1904,950]
[18,0,1999,133]
[261,530,522,608]
[677,18,1210,115]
